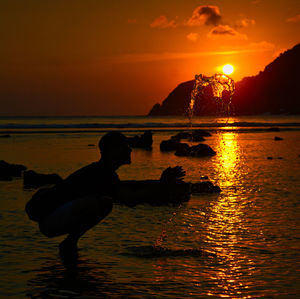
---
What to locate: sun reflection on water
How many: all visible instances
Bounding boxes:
[203,132,256,298]
[216,132,239,187]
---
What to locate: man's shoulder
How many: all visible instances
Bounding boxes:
[65,160,117,181]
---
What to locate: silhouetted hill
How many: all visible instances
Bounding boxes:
[148,43,300,116]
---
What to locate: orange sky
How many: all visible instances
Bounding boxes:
[0,0,299,116]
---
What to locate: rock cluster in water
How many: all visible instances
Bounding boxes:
[191,181,221,193]
[0,160,62,189]
[160,130,215,157]
[0,160,27,181]
[175,143,216,157]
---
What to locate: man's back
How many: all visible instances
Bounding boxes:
[26,160,119,222]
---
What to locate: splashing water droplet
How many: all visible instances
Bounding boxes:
[154,204,182,248]
[189,73,235,117]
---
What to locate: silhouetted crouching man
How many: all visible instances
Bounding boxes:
[26,132,132,260]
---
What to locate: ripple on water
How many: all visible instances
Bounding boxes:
[123,245,218,259]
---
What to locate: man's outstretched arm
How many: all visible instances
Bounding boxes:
[115,166,190,207]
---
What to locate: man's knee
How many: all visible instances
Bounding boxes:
[38,196,113,238]
[38,221,58,238]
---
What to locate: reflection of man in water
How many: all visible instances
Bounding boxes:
[26,132,132,260]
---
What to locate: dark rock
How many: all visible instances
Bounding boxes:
[267,157,273,159]
[88,144,95,147]
[0,160,27,180]
[0,134,11,138]
[171,130,211,142]
[160,139,182,151]
[191,181,221,193]
[174,143,191,156]
[274,136,283,141]
[189,144,216,157]
[148,43,300,116]
[190,135,205,142]
[23,170,63,189]
[126,131,153,149]
[171,132,191,140]
[200,175,209,180]
[175,143,216,157]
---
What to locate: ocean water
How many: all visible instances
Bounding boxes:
[0,115,300,298]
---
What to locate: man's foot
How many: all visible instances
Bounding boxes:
[59,238,78,264]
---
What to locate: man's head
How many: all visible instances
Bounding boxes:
[98,132,132,167]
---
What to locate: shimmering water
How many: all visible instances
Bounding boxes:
[1,116,300,298]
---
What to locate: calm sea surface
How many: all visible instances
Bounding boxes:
[0,116,300,298]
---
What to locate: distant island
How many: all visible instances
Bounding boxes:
[148,43,300,116]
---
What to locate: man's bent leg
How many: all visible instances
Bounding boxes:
[39,196,113,257]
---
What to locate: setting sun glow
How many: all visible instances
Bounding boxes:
[222,64,234,75]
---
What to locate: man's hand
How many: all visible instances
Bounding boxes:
[159,166,186,184]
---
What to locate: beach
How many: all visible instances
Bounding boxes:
[1,115,300,298]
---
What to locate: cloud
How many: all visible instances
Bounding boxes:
[112,50,242,64]
[186,32,199,42]
[111,41,276,64]
[186,5,222,26]
[150,15,177,28]
[235,18,256,28]
[247,41,275,51]
[207,25,248,40]
[287,14,300,23]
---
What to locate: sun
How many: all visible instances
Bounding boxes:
[222,64,234,75]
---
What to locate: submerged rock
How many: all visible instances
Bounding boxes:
[160,130,212,153]
[160,139,182,151]
[190,181,221,193]
[126,131,153,149]
[175,143,216,157]
[190,135,205,142]
[0,160,27,180]
[274,136,283,141]
[0,134,11,138]
[23,170,63,189]
[171,132,191,140]
[171,130,211,142]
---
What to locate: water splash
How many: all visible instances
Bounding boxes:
[189,73,235,117]
[125,245,215,258]
[154,204,182,248]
